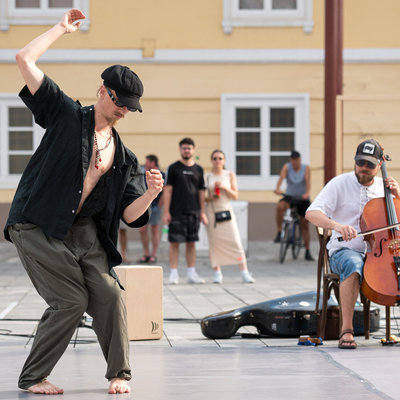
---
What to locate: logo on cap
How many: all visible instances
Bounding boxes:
[362,143,375,155]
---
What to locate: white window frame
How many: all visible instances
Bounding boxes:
[221,93,310,191]
[0,0,90,31]
[222,0,313,34]
[0,95,44,188]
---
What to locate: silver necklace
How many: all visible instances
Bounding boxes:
[94,128,112,169]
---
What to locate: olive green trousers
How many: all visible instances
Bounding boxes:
[9,217,131,389]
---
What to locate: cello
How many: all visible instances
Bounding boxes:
[361,154,400,306]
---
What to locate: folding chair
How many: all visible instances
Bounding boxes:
[315,226,371,340]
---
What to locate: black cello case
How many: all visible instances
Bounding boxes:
[200,291,380,339]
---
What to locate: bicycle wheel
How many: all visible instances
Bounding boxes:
[279,222,291,263]
[291,221,302,259]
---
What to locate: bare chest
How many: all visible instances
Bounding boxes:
[77,136,116,213]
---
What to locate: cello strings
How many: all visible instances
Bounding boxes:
[393,307,400,336]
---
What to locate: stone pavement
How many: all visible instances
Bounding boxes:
[0,239,399,399]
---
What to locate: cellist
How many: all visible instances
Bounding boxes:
[306,139,400,349]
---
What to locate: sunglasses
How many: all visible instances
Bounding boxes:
[355,159,377,169]
[106,87,137,112]
[212,157,224,161]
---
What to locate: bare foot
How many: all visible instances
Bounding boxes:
[108,378,131,394]
[27,380,64,394]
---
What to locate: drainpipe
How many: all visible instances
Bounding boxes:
[324,0,343,183]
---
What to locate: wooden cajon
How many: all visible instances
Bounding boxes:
[114,265,163,341]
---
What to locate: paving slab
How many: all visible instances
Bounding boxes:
[0,240,399,399]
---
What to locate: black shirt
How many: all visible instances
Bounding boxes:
[166,161,205,217]
[4,75,149,272]
[79,169,112,217]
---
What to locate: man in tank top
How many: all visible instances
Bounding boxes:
[274,151,314,261]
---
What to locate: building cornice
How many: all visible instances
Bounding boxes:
[1,48,400,64]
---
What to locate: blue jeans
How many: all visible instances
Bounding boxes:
[329,248,365,283]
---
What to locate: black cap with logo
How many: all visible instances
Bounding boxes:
[354,139,383,166]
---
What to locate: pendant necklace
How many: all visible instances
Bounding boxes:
[94,128,112,169]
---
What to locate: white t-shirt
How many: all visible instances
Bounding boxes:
[307,172,384,256]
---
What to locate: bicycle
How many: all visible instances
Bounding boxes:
[279,204,303,264]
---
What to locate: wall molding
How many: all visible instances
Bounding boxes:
[1,48,400,65]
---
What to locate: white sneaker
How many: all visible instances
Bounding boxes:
[242,271,255,284]
[169,271,179,285]
[187,271,205,284]
[213,271,223,284]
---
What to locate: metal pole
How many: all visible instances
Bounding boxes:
[324,0,343,183]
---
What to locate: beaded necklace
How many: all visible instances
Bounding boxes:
[94,129,112,169]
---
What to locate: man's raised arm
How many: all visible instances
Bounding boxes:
[15,8,85,95]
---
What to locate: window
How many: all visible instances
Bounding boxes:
[221,93,309,191]
[0,96,44,188]
[0,0,89,31]
[239,0,297,10]
[15,0,73,7]
[222,0,313,34]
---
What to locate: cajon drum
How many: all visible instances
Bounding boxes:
[114,265,163,341]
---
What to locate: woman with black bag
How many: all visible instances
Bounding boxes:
[205,150,255,284]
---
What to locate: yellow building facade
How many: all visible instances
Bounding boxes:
[1,0,400,239]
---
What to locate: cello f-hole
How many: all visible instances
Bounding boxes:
[374,238,387,257]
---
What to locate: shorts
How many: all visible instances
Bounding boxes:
[281,195,311,217]
[149,205,161,226]
[329,247,365,283]
[168,214,200,243]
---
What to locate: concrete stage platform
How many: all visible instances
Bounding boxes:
[1,240,399,399]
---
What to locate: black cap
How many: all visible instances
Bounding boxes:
[290,151,301,159]
[354,139,383,166]
[101,65,143,112]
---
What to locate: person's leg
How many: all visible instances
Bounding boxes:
[300,217,310,249]
[74,219,130,393]
[168,216,186,283]
[186,241,196,268]
[238,259,255,283]
[298,200,313,260]
[8,223,88,393]
[169,242,179,270]
[185,215,205,283]
[339,273,360,345]
[212,265,223,283]
[147,206,161,262]
[186,242,205,283]
[329,248,364,348]
[300,216,314,260]
[274,199,289,242]
[150,224,161,260]
[237,259,248,272]
[168,242,180,284]
[138,225,150,262]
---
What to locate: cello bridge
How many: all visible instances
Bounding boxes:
[388,239,400,254]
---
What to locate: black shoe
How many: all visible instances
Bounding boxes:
[305,250,314,261]
[274,232,281,243]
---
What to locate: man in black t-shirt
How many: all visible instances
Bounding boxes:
[163,138,208,284]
